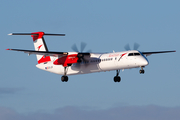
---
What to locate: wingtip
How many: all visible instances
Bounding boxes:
[6,49,10,50]
[8,33,12,35]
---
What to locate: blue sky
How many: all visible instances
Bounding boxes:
[1,0,180,119]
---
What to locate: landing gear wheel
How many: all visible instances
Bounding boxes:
[114,76,121,82]
[61,67,69,82]
[61,76,68,82]
[139,66,145,74]
[139,70,145,74]
[114,70,121,82]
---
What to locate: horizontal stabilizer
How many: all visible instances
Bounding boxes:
[8,33,65,36]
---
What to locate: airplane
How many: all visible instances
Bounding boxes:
[6,32,176,82]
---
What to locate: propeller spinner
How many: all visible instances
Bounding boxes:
[71,42,91,63]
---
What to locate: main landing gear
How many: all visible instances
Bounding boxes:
[61,75,68,82]
[61,67,68,82]
[114,70,121,82]
[139,66,145,74]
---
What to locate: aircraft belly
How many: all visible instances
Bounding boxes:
[36,63,64,75]
[68,63,102,75]
[99,61,117,71]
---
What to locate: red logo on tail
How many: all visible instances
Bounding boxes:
[38,44,43,51]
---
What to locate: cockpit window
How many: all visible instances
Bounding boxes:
[128,53,133,56]
[128,53,140,56]
[134,53,140,56]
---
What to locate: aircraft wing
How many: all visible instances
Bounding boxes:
[6,48,68,57]
[142,50,176,56]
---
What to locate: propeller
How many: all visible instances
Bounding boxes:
[71,44,79,52]
[124,44,131,51]
[124,43,140,51]
[133,43,140,50]
[71,42,89,53]
[71,42,91,63]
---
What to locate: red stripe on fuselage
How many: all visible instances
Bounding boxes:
[118,53,127,61]
[121,53,127,57]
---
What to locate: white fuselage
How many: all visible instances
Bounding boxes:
[36,50,149,76]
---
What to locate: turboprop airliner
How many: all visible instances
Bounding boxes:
[6,32,176,82]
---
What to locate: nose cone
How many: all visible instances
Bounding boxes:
[141,58,149,66]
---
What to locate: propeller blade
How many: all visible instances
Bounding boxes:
[80,42,87,52]
[71,44,79,52]
[124,44,131,51]
[133,43,140,50]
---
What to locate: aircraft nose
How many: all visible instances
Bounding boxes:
[141,58,149,66]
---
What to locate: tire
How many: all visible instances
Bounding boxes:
[61,76,68,82]
[114,76,121,82]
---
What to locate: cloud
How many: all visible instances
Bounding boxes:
[0,88,24,95]
[0,105,180,120]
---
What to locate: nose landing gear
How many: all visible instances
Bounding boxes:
[114,70,121,82]
[139,66,145,74]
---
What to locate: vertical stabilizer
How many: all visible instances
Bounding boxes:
[31,32,51,64]
[8,31,65,64]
